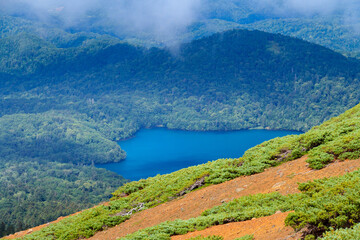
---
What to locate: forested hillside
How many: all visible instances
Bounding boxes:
[10,102,360,240]
[1,17,360,236]
[192,0,360,58]
[3,1,359,57]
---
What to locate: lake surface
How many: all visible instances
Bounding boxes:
[96,128,301,181]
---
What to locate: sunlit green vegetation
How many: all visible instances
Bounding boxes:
[7,103,360,239]
[187,236,223,240]
[234,236,254,240]
[120,168,360,240]
[321,223,360,239]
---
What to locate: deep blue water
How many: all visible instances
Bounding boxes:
[96,128,301,181]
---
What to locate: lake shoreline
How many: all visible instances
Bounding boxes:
[97,128,302,181]
[118,125,304,142]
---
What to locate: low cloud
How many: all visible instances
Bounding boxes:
[253,0,360,33]
[2,0,360,42]
[0,0,203,43]
[255,0,360,23]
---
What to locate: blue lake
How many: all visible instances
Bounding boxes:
[96,128,301,181]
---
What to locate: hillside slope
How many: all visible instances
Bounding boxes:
[88,156,360,240]
[5,103,360,239]
[6,156,360,240]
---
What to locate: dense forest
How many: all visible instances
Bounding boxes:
[194,0,360,58]
[1,13,360,237]
[0,160,126,236]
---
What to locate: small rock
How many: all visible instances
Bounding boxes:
[272,181,286,189]
[236,188,245,193]
[27,229,33,234]
[275,210,282,214]
[252,217,256,220]
[180,208,185,212]
[221,198,228,203]
[277,170,283,176]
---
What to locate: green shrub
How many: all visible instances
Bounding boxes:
[121,170,360,240]
[234,235,254,240]
[187,236,224,240]
[321,223,360,239]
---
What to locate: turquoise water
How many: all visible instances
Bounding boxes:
[96,128,301,180]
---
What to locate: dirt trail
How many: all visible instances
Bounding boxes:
[171,212,302,240]
[88,156,360,240]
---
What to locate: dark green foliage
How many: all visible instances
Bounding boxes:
[238,17,360,58]
[185,5,360,58]
[0,112,125,165]
[0,160,127,238]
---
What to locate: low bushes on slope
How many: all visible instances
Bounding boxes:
[187,236,224,240]
[185,236,253,240]
[320,223,360,240]
[15,104,360,240]
[121,169,360,240]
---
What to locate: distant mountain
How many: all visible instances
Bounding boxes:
[2,28,359,133]
[2,0,360,57]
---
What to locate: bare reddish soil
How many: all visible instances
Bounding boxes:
[5,157,360,240]
[89,156,360,240]
[171,211,302,240]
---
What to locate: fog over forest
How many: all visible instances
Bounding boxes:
[1,0,360,42]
